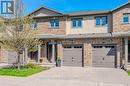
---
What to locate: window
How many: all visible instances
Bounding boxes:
[74,46,82,48]
[95,16,107,26]
[102,16,107,25]
[95,17,100,26]
[93,46,103,48]
[17,24,23,31]
[50,19,59,28]
[105,46,115,48]
[64,46,72,48]
[31,21,37,29]
[123,14,129,23]
[72,18,82,28]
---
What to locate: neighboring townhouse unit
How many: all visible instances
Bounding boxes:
[1,1,130,68]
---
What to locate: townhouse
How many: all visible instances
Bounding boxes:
[1,1,130,68]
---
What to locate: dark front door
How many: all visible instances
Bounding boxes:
[63,45,83,67]
[92,44,116,68]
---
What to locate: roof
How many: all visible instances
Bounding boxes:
[36,32,130,39]
[28,6,63,16]
[64,10,111,16]
[28,1,130,17]
[112,1,130,12]
[28,8,111,17]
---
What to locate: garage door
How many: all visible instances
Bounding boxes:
[63,45,83,67]
[92,44,116,68]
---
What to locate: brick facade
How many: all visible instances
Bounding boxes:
[0,48,8,63]
[56,38,122,67]
[112,3,130,32]
[35,17,66,35]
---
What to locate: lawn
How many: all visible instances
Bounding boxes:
[127,71,130,76]
[0,64,49,77]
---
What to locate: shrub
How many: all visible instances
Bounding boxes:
[24,63,40,69]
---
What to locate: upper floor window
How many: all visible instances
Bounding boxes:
[123,14,129,23]
[50,19,59,28]
[95,16,107,26]
[31,20,37,29]
[18,25,23,31]
[72,18,83,28]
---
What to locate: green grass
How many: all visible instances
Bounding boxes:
[127,71,130,76]
[0,64,49,77]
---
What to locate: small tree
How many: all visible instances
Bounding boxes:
[0,0,41,70]
[0,17,40,70]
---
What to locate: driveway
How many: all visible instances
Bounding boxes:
[0,67,129,86]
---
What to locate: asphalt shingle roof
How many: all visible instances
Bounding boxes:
[64,10,111,16]
[37,32,130,39]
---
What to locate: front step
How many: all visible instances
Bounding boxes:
[40,62,55,67]
[29,60,37,64]
[29,58,55,67]
[40,58,50,63]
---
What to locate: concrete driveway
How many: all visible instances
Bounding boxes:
[0,67,129,86]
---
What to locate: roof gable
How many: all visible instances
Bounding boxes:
[112,2,130,12]
[28,6,63,17]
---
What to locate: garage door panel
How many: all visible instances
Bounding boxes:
[63,55,82,59]
[102,63,115,68]
[63,51,82,54]
[63,58,82,62]
[63,62,82,67]
[92,44,116,68]
[63,45,83,67]
[104,56,115,60]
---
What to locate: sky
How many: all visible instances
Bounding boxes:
[23,0,128,14]
[4,0,130,15]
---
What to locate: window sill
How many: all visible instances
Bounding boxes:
[72,27,83,29]
[121,22,130,25]
[49,27,59,29]
[95,25,107,27]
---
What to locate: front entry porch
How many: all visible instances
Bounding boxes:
[28,42,57,66]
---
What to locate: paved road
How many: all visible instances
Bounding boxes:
[0,67,129,86]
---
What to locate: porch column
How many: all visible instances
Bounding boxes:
[44,44,47,58]
[22,50,25,65]
[125,37,128,67]
[51,43,56,66]
[38,45,41,63]
[25,48,28,64]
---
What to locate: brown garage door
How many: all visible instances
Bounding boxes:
[92,44,116,68]
[63,45,83,67]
